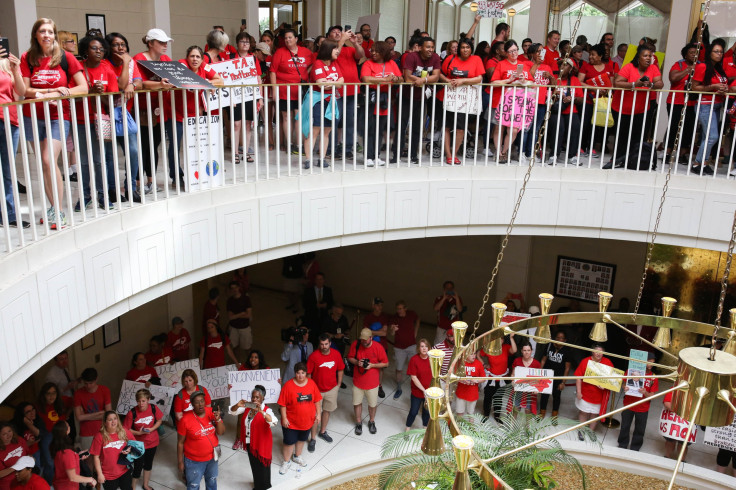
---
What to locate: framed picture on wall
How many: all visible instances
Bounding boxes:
[103,318,120,348]
[80,332,95,350]
[85,14,106,37]
[554,255,616,304]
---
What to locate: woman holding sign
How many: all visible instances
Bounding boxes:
[229,386,278,489]
[126,353,159,387]
[506,344,541,417]
[177,46,223,133]
[232,31,263,164]
[574,344,614,440]
[520,43,555,162]
[545,59,584,165]
[123,389,163,490]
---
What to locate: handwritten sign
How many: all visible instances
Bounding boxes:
[186,115,224,191]
[704,415,736,451]
[200,364,238,400]
[625,349,649,397]
[512,367,554,394]
[137,60,215,90]
[493,87,535,130]
[207,57,262,110]
[583,360,624,392]
[443,85,483,115]
[476,1,506,18]
[116,380,177,418]
[155,359,201,389]
[659,409,697,442]
[229,368,282,405]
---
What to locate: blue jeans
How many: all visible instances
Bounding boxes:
[77,124,115,201]
[695,102,723,165]
[165,120,184,182]
[522,104,547,157]
[39,431,54,484]
[0,123,20,223]
[406,395,429,428]
[116,134,139,193]
[184,456,217,490]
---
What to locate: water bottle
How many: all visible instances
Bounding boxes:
[295,466,303,479]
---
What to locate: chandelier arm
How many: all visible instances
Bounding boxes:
[482,382,688,465]
[667,387,707,490]
[710,209,736,360]
[603,315,679,361]
[444,373,677,384]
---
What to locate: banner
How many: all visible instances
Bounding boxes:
[186,115,224,191]
[443,85,483,116]
[659,409,697,442]
[583,360,624,392]
[200,364,238,400]
[137,60,215,89]
[116,380,177,417]
[512,367,554,394]
[624,349,649,397]
[229,368,282,405]
[475,1,506,18]
[704,415,736,451]
[207,57,262,110]
[155,359,201,389]
[493,87,535,130]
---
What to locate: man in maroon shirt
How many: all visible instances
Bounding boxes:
[227,281,253,356]
[389,301,420,399]
[327,25,364,159]
[364,297,390,398]
[433,281,463,345]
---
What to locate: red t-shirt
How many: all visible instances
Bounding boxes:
[390,310,419,349]
[479,343,511,376]
[310,60,342,97]
[176,61,218,121]
[542,47,560,74]
[177,408,219,462]
[439,54,485,101]
[667,60,698,106]
[20,51,83,121]
[20,429,38,455]
[0,440,28,490]
[334,46,359,96]
[725,56,736,81]
[406,354,432,398]
[270,46,313,100]
[360,59,402,116]
[125,366,158,384]
[307,349,345,392]
[73,385,111,437]
[200,334,230,369]
[511,357,541,372]
[123,404,163,448]
[692,62,728,104]
[612,62,661,115]
[575,356,614,404]
[132,53,172,120]
[277,379,323,431]
[89,429,134,480]
[490,59,531,108]
[109,59,142,111]
[348,340,389,390]
[555,76,582,115]
[579,63,613,94]
[456,359,484,401]
[173,386,212,415]
[0,72,19,126]
[145,348,173,367]
[361,39,374,57]
[167,328,192,362]
[9,474,48,490]
[525,62,554,103]
[433,295,463,330]
[74,60,119,123]
[53,449,80,490]
[38,403,65,432]
[622,373,659,413]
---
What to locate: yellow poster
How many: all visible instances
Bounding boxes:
[583,360,624,392]
[622,44,664,69]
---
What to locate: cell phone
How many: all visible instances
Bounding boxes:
[344,25,352,32]
[142,428,151,433]
[78,450,89,458]
[640,76,649,83]
[241,19,247,26]
[0,38,9,58]
[515,64,524,76]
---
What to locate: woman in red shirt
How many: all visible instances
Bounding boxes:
[232,32,263,164]
[177,45,223,121]
[50,421,96,490]
[90,412,134,489]
[455,349,484,417]
[507,344,541,416]
[405,339,432,430]
[173,369,213,422]
[0,423,29,490]
[0,46,26,228]
[36,383,65,483]
[123,389,163,490]
[12,405,41,472]
[665,43,698,164]
[439,38,484,165]
[199,320,240,370]
[21,18,87,230]
[577,44,617,158]
[521,43,555,161]
[125,353,159,387]
[547,60,584,165]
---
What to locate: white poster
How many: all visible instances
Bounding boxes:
[116,380,177,418]
[155,359,201,389]
[511,367,554,394]
[443,86,483,115]
[625,349,649,397]
[476,1,506,18]
[206,57,262,111]
[659,409,697,443]
[200,364,238,400]
[229,368,282,405]
[704,415,736,451]
[186,115,224,191]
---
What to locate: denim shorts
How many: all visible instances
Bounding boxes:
[24,117,70,142]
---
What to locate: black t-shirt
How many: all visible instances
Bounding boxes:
[544,344,570,377]
[321,314,349,337]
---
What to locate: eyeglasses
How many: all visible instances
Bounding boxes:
[64,40,76,44]
[89,46,104,52]
[506,48,519,53]
[238,40,250,44]
[712,50,724,54]
[111,43,127,48]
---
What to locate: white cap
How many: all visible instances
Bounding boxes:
[528,306,540,315]
[11,456,35,472]
[145,28,173,43]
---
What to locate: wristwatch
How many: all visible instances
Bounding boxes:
[631,82,635,89]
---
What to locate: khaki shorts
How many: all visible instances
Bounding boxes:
[321,385,339,412]
[394,345,416,373]
[352,385,379,408]
[229,326,252,350]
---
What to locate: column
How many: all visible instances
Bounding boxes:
[153,0,171,36]
[0,0,38,55]
[406,0,428,34]
[526,0,548,42]
[306,0,324,38]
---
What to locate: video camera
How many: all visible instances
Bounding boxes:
[281,325,309,343]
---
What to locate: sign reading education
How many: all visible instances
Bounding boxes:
[475,1,506,18]
[512,367,554,394]
[186,115,224,191]
[155,359,201,389]
[583,360,624,392]
[229,368,282,405]
[138,60,215,90]
[116,380,177,418]
[207,58,262,111]
[659,409,697,442]
[704,415,736,451]
[200,364,238,400]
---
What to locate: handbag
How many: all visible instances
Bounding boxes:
[84,68,114,141]
[591,97,614,128]
[195,414,222,461]
[114,106,138,135]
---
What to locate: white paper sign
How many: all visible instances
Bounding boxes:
[200,364,238,400]
[116,380,177,418]
[704,415,736,451]
[625,349,649,397]
[155,359,201,389]
[659,409,697,442]
[229,368,282,405]
[512,367,554,394]
[207,57,262,110]
[476,1,506,18]
[443,86,483,115]
[186,115,224,191]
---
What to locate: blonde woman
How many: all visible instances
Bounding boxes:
[89,411,134,490]
[20,18,87,230]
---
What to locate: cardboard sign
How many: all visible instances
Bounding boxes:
[207,57,262,110]
[137,60,215,89]
[625,349,649,397]
[200,364,238,400]
[493,87,535,130]
[443,85,483,115]
[512,367,554,394]
[659,409,697,442]
[116,380,177,418]
[186,115,224,191]
[229,368,282,405]
[155,359,201,389]
[704,415,736,451]
[583,360,624,392]
[476,1,506,18]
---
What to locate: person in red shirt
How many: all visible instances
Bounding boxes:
[348,329,389,436]
[126,353,159,387]
[90,412,134,489]
[363,297,391,397]
[307,335,345,449]
[0,45,26,229]
[359,24,374,57]
[507,344,542,416]
[0,424,29,490]
[455,349,484,417]
[167,316,192,362]
[479,334,517,423]
[521,43,555,160]
[123,389,163,490]
[665,44,698,165]
[178,46,223,124]
[405,339,433,430]
[73,368,112,451]
[173,370,212,422]
[389,300,421,400]
[577,44,617,158]
[50,421,96,490]
[542,30,561,74]
[617,351,658,451]
[231,32,263,165]
[8,456,48,490]
[546,59,585,165]
[199,320,240,370]
[176,392,225,488]
[574,345,614,439]
[145,334,174,367]
[432,281,464,345]
[277,363,322,475]
[12,405,41,476]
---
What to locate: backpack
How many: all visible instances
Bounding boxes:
[130,404,164,436]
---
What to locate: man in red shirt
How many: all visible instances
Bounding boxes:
[432,281,464,345]
[389,300,420,399]
[73,368,112,450]
[363,297,390,398]
[307,335,345,450]
[543,30,562,74]
[574,344,614,439]
[479,334,517,423]
[348,329,389,436]
[617,351,658,451]
[360,24,374,57]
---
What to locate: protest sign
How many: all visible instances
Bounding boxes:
[512,367,554,394]
[186,115,224,190]
[229,368,282,405]
[137,60,215,89]
[583,360,624,392]
[116,380,177,417]
[207,57,262,110]
[200,364,238,400]
[494,87,535,130]
[475,1,506,18]
[704,415,736,451]
[625,349,649,397]
[659,409,697,442]
[444,85,483,116]
[155,359,201,389]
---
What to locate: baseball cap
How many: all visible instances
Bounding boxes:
[145,28,173,43]
[528,306,540,315]
[327,25,343,36]
[254,42,271,56]
[373,297,384,304]
[446,328,454,336]
[10,456,35,472]
[360,328,372,340]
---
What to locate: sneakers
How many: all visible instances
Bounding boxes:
[518,154,529,165]
[291,455,307,467]
[368,421,377,434]
[279,461,292,475]
[354,423,362,436]
[547,156,557,166]
[692,164,714,175]
[318,160,330,168]
[318,431,333,443]
[731,167,736,177]
[74,198,94,212]
[393,388,402,400]
[577,431,585,441]
[46,206,67,230]
[307,439,316,453]
[409,157,419,165]
[481,416,489,424]
[376,158,386,167]
[484,147,495,157]
[232,439,243,451]
[365,159,375,167]
[302,160,311,169]
[569,156,583,166]
[7,220,30,229]
[378,386,385,398]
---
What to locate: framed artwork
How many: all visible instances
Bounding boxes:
[103,318,121,348]
[80,332,95,350]
[554,255,616,304]
[85,14,106,37]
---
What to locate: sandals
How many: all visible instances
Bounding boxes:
[234,153,242,165]
[445,157,453,165]
[246,154,254,163]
